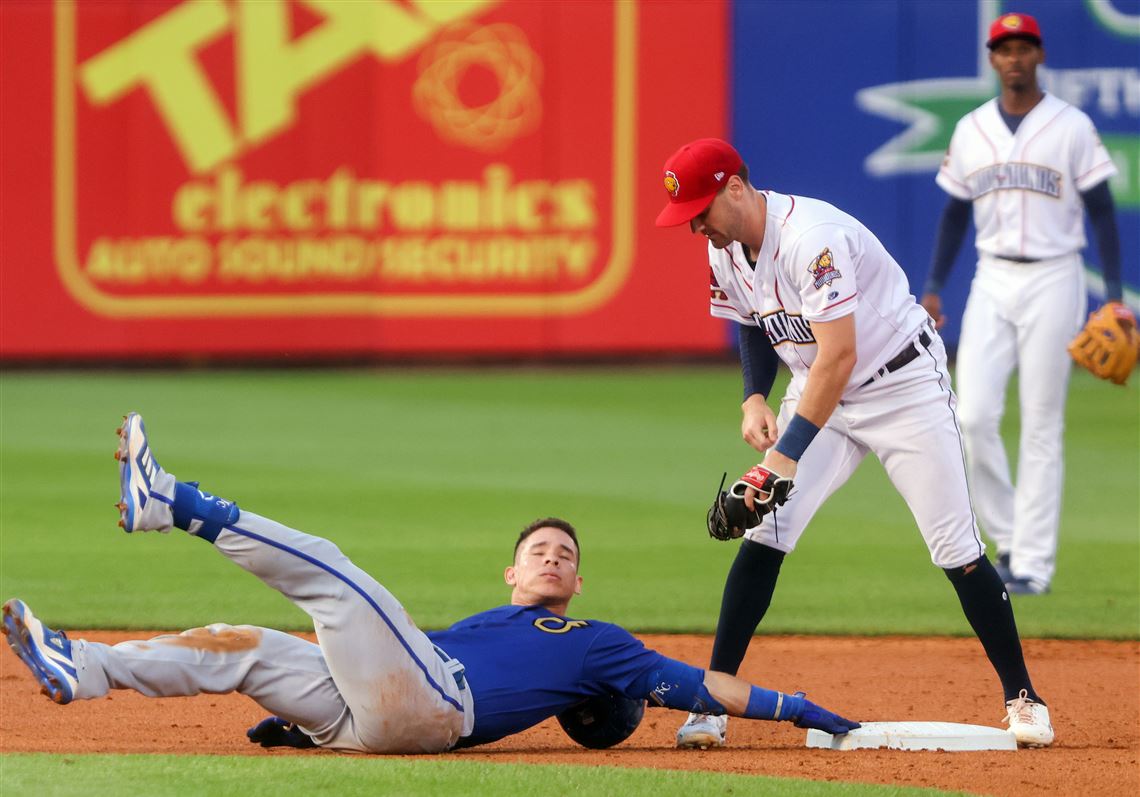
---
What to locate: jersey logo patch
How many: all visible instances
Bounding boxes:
[664,170,679,197]
[533,617,589,634]
[759,309,816,346]
[807,247,841,289]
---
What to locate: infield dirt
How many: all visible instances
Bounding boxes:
[2,634,1136,797]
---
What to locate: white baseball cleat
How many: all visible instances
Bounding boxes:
[675,712,727,749]
[1003,689,1054,747]
[115,412,175,532]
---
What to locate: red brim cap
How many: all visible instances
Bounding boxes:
[655,193,719,227]
[987,12,1042,48]
[655,138,743,228]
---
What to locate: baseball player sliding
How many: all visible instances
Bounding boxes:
[3,413,859,753]
[656,138,1053,750]
[921,12,1130,596]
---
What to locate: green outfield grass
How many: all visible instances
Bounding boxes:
[0,366,1135,796]
[0,754,964,796]
[1,366,1136,638]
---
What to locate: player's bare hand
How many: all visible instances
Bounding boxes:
[741,395,778,453]
[920,293,945,330]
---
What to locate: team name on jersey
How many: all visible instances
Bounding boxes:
[533,617,589,634]
[966,162,1062,200]
[759,310,815,346]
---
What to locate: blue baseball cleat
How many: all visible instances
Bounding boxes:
[2,599,79,704]
[115,412,172,532]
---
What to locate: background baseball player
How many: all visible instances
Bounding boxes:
[920,12,1129,596]
[655,138,1053,750]
[3,412,859,753]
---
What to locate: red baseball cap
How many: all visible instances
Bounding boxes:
[655,138,743,227]
[987,12,1042,49]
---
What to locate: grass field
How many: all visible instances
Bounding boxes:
[0,754,964,796]
[1,367,1136,636]
[1,365,1136,795]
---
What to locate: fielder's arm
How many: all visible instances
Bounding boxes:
[739,323,780,451]
[921,196,972,329]
[761,313,855,478]
[795,313,856,426]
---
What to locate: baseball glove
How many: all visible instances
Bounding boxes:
[1068,302,1140,385]
[557,693,646,749]
[706,465,794,541]
[246,716,316,749]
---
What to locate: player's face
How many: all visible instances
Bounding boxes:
[689,189,737,249]
[989,39,1043,92]
[505,527,582,609]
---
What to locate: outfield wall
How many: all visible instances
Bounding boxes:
[1,0,1136,360]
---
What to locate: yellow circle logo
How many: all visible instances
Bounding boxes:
[413,23,542,153]
[1001,15,1022,30]
[664,171,679,197]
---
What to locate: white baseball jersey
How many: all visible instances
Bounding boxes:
[936,93,1118,260]
[707,191,930,390]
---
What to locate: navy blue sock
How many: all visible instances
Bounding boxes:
[171,482,240,543]
[944,556,1043,704]
[709,540,785,675]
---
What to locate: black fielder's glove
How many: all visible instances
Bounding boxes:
[706,465,794,541]
[247,716,317,749]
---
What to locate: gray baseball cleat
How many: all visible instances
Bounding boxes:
[1005,576,1050,595]
[994,552,1012,584]
[675,712,727,749]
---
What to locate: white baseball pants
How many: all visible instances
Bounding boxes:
[744,332,986,570]
[955,253,1085,589]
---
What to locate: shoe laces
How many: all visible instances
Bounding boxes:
[1002,689,1037,726]
[688,713,724,728]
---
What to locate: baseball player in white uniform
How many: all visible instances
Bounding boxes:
[921,12,1128,596]
[656,137,1054,749]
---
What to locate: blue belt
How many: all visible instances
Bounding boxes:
[432,644,467,692]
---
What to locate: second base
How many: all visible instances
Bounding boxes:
[806,721,1018,751]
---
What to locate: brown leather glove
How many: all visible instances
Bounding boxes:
[1068,302,1140,386]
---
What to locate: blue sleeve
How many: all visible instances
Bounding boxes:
[739,323,779,400]
[1081,181,1122,302]
[581,625,670,700]
[583,629,725,713]
[923,196,972,295]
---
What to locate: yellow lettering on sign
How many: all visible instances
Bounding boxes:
[170,164,600,234]
[86,236,211,283]
[78,0,499,174]
[78,0,235,173]
[237,0,496,144]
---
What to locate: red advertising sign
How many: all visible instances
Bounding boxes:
[1,0,730,359]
